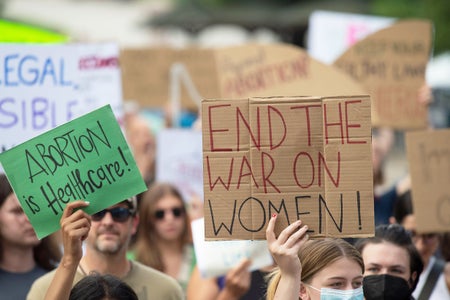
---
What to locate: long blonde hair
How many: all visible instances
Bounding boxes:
[133,182,192,272]
[266,238,364,300]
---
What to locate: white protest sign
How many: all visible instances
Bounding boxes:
[0,43,123,171]
[191,218,273,278]
[76,43,123,122]
[308,10,395,64]
[156,129,203,202]
[0,44,78,152]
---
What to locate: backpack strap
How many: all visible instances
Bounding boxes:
[418,258,445,300]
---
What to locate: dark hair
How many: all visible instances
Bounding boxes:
[0,174,13,208]
[69,273,138,300]
[134,182,191,272]
[393,190,414,224]
[0,174,61,270]
[355,224,423,291]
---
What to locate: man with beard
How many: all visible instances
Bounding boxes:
[27,197,183,300]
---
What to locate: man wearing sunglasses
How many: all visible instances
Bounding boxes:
[27,197,183,300]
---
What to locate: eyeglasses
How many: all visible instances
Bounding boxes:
[92,207,133,223]
[154,207,184,220]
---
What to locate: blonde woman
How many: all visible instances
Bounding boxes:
[266,214,364,300]
[132,183,195,294]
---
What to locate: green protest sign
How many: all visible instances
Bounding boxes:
[0,105,147,239]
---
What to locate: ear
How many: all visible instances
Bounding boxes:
[410,271,418,288]
[299,282,310,300]
[131,214,139,235]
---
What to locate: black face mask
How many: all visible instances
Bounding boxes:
[363,274,412,300]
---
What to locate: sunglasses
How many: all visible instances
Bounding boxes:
[92,207,133,223]
[154,207,184,220]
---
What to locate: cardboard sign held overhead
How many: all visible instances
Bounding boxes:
[202,95,373,240]
[406,129,450,233]
[120,44,365,111]
[334,20,433,129]
[0,105,147,239]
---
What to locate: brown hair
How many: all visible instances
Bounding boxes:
[0,174,61,270]
[266,238,364,300]
[355,224,424,291]
[133,182,191,272]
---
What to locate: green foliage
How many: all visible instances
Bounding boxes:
[371,0,450,54]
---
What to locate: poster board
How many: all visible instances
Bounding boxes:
[0,43,123,165]
[202,95,373,240]
[192,218,273,278]
[307,10,394,64]
[334,20,433,129]
[0,105,147,239]
[120,48,219,110]
[120,44,366,111]
[156,129,203,202]
[405,129,450,233]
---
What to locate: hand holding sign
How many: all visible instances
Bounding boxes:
[265,214,309,300]
[44,200,91,300]
[0,105,147,239]
[266,215,309,279]
[60,200,91,264]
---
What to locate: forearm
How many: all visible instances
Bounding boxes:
[216,288,243,300]
[273,273,301,300]
[44,257,78,300]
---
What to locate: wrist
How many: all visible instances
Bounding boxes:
[61,255,81,270]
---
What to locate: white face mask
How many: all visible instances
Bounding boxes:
[304,283,364,300]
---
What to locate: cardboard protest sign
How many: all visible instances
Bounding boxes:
[405,129,450,233]
[156,129,203,202]
[0,43,123,165]
[120,48,219,110]
[192,218,273,278]
[0,105,147,239]
[202,95,373,240]
[334,20,433,129]
[120,44,366,111]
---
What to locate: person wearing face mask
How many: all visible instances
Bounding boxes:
[266,214,364,300]
[355,224,424,300]
[391,190,450,300]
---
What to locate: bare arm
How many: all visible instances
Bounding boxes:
[266,215,309,300]
[186,260,251,300]
[44,201,91,300]
[187,267,219,300]
[216,259,251,300]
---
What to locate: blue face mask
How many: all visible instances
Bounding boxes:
[319,287,364,300]
[305,284,364,300]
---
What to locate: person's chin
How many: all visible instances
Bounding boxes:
[96,241,120,253]
[97,235,120,247]
[24,236,41,247]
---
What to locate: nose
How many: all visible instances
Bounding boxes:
[20,211,32,224]
[101,211,115,224]
[344,282,355,290]
[379,268,389,275]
